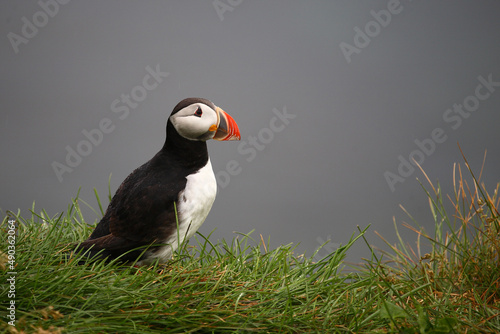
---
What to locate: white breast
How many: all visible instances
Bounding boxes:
[139,159,217,265]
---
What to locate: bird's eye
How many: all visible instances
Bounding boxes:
[194,108,203,117]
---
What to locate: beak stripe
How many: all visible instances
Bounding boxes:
[214,107,241,141]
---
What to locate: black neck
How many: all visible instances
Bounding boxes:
[161,120,209,168]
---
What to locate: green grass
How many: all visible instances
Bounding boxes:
[1,158,499,333]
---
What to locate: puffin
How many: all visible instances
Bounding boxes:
[76,97,240,265]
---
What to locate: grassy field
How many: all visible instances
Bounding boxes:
[1,160,499,333]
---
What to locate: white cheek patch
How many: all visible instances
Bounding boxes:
[171,104,218,141]
[175,120,203,139]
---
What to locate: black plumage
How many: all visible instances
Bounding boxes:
[75,98,233,263]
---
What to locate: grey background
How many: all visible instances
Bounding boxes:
[2,1,500,263]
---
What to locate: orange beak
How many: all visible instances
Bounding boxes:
[213,107,241,141]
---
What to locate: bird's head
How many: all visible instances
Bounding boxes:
[169,98,241,142]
